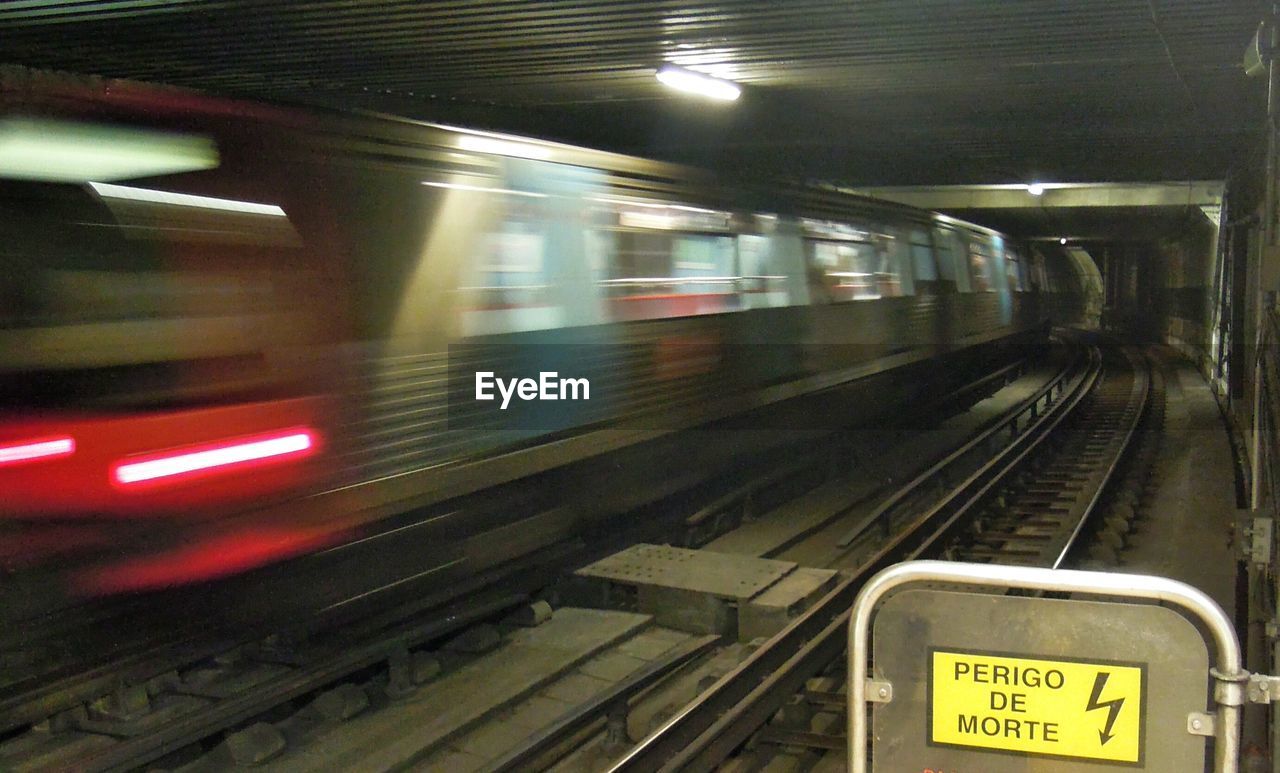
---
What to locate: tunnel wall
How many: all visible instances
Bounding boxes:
[1102,213,1222,375]
[1064,247,1104,328]
[1160,216,1222,374]
[1039,245,1102,329]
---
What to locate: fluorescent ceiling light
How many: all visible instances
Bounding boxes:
[0,117,218,182]
[656,65,741,101]
[457,134,551,160]
[89,181,286,217]
[1026,183,1045,196]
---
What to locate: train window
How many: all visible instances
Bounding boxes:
[1006,248,1029,291]
[738,217,811,309]
[882,229,914,296]
[581,194,757,321]
[909,229,937,283]
[585,228,611,279]
[966,234,1001,293]
[932,227,972,293]
[804,238,908,301]
[806,240,868,301]
[0,144,332,409]
[456,191,559,335]
[453,160,611,335]
[603,230,741,320]
[463,216,556,334]
[802,218,907,302]
[738,234,785,309]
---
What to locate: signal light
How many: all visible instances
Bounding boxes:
[112,429,316,488]
[0,436,75,466]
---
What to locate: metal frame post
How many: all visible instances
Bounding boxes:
[848,561,1244,773]
[1252,6,1280,511]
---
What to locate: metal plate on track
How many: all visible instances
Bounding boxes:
[575,544,794,599]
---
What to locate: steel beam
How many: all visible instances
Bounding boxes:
[847,181,1224,210]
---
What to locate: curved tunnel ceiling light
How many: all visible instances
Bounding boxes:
[656,65,742,101]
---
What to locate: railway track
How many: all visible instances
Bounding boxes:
[1,338,1135,773]
[0,349,1038,771]
[606,339,1158,773]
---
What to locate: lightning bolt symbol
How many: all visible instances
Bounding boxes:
[1085,671,1125,745]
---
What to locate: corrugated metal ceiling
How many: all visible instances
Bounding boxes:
[0,0,1269,186]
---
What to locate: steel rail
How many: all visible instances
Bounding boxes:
[86,593,526,773]
[686,355,1032,548]
[836,347,1077,548]
[482,634,720,773]
[605,575,859,773]
[897,345,1103,562]
[605,346,1106,772]
[1051,346,1151,568]
[0,343,1047,770]
[608,342,1156,773]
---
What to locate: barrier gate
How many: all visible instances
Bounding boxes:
[848,561,1260,773]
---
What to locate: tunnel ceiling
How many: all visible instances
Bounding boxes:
[0,1,1269,187]
[942,205,1212,243]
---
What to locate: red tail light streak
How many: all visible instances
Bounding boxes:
[0,436,75,466]
[111,428,317,488]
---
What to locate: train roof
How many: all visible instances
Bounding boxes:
[1,65,1010,240]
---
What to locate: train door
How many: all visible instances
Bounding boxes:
[907,227,938,296]
[930,226,972,294]
[738,215,808,311]
[957,230,1012,329]
[929,226,971,346]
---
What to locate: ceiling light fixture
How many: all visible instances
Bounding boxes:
[655,65,741,101]
[1059,237,1069,245]
[1026,183,1045,196]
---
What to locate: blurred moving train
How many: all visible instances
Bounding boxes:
[0,68,1086,598]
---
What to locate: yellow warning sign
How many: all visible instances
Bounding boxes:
[930,649,1145,764]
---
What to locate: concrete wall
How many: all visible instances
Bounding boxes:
[1039,245,1103,329]
[1100,213,1222,373]
[1159,216,1222,375]
[1064,248,1104,329]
